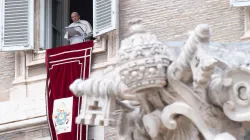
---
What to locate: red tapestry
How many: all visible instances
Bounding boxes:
[45,41,93,140]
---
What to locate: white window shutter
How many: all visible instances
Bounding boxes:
[0,0,34,51]
[93,0,117,37]
[230,0,250,7]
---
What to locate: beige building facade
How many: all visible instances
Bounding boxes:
[0,0,248,139]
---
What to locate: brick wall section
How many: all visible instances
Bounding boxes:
[0,52,15,89]
[119,0,244,42]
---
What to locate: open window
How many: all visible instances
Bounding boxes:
[0,0,34,51]
[70,0,93,28]
[49,0,94,48]
[230,0,250,7]
[0,0,118,50]
[41,0,117,49]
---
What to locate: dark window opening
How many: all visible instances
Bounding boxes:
[70,0,93,28]
[70,0,95,41]
[51,0,93,48]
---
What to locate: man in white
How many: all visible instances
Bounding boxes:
[64,12,92,45]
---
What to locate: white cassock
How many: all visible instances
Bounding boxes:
[64,20,92,45]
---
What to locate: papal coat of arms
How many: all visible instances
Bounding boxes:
[52,97,73,134]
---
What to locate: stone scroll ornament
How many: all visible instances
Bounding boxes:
[70,19,250,140]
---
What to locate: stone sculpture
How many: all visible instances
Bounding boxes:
[70,19,250,140]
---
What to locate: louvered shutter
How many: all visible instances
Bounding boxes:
[230,0,250,6]
[0,0,34,51]
[93,0,117,37]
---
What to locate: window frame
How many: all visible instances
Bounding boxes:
[230,1,250,40]
[39,0,119,49]
[230,0,250,7]
[40,0,45,49]
[240,7,250,40]
[40,0,69,50]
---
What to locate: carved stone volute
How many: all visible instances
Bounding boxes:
[209,68,250,122]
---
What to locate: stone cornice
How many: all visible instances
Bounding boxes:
[0,116,47,133]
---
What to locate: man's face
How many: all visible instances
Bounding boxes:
[71,13,79,22]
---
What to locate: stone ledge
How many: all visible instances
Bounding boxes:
[12,74,46,86]
[0,123,50,140]
[0,116,47,133]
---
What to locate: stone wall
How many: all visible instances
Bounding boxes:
[119,0,244,42]
[0,125,50,140]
